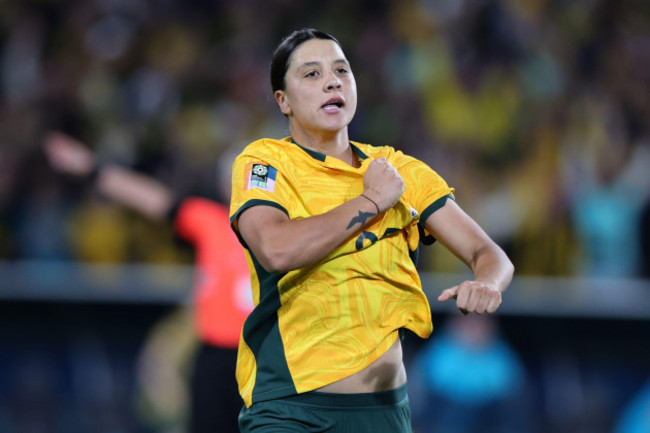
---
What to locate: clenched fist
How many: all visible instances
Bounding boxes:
[362,158,405,212]
[438,280,502,315]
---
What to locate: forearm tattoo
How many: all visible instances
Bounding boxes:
[346,210,375,229]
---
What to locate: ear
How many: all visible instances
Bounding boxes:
[274,90,292,116]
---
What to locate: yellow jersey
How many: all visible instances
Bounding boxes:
[230,137,454,407]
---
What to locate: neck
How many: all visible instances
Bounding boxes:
[290,125,350,158]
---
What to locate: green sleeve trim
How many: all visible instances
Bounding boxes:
[419,193,455,225]
[418,194,455,245]
[230,199,290,249]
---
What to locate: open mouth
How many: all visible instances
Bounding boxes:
[322,98,344,109]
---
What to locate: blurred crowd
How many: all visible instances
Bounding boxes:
[1,0,650,278]
[2,2,650,433]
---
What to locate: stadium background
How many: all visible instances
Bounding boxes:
[1,0,649,432]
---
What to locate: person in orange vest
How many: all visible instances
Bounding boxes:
[43,131,252,433]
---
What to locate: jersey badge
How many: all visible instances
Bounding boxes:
[247,163,277,192]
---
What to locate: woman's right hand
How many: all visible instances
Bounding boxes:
[362,158,405,212]
[43,131,96,177]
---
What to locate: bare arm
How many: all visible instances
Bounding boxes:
[237,158,404,273]
[43,132,174,221]
[94,166,174,221]
[425,199,514,314]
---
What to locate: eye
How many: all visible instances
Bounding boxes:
[305,70,319,78]
[336,67,349,74]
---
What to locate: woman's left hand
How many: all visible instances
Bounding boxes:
[438,280,502,315]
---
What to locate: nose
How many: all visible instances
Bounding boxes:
[324,71,342,91]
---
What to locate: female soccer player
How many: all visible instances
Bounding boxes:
[229,28,514,432]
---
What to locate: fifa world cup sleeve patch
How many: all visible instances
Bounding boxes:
[246,163,277,192]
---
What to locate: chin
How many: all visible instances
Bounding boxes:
[321,116,352,131]
[320,124,348,134]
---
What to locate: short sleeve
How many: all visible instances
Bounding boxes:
[229,154,292,238]
[392,151,455,243]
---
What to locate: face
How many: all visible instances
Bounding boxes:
[275,39,357,134]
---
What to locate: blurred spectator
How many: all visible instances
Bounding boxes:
[566,105,650,277]
[409,314,533,433]
[1,0,649,280]
[613,377,650,433]
[640,187,650,278]
[43,132,252,433]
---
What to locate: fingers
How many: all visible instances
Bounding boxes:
[363,158,404,211]
[367,158,399,179]
[43,132,62,159]
[42,132,95,176]
[438,286,468,315]
[441,281,502,315]
[486,293,502,314]
[437,286,458,302]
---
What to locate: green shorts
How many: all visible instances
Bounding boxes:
[238,384,411,433]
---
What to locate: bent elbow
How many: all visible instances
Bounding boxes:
[501,256,515,292]
[259,259,287,274]
[507,259,515,279]
[255,249,294,274]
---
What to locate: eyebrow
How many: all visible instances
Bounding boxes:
[296,58,349,71]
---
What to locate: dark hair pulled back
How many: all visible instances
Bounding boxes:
[270,28,340,93]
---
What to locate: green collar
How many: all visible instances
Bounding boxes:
[290,137,368,162]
